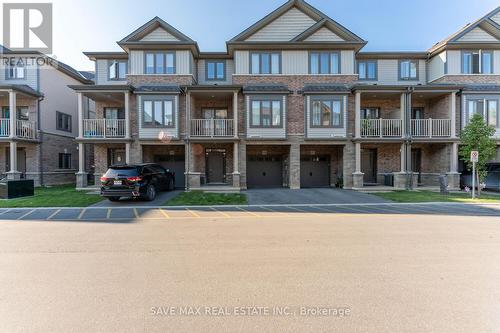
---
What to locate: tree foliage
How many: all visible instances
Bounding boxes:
[459,113,496,182]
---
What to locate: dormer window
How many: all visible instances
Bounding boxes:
[206,60,225,80]
[145,52,175,74]
[462,50,493,74]
[108,60,127,80]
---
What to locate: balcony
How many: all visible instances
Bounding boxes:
[360,119,402,138]
[83,119,126,138]
[411,119,451,137]
[0,119,37,140]
[190,119,234,137]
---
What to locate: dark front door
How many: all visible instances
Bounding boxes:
[411,148,422,184]
[206,150,225,184]
[300,155,330,188]
[247,155,283,188]
[411,108,424,119]
[108,148,126,167]
[361,149,377,184]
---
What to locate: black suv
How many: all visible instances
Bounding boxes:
[100,164,175,201]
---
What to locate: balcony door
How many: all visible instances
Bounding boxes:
[104,108,124,137]
[202,108,227,136]
[411,108,424,119]
[361,108,380,119]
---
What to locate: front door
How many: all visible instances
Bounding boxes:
[206,149,225,184]
[361,149,377,184]
[411,148,422,184]
[108,148,126,167]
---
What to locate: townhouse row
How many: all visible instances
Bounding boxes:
[2,0,500,191]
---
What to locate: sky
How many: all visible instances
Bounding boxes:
[1,0,499,71]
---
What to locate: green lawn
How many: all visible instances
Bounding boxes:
[372,190,500,203]
[0,185,104,208]
[165,191,247,206]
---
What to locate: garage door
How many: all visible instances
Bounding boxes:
[154,155,185,189]
[300,156,330,188]
[247,156,283,188]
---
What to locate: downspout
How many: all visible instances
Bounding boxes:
[405,87,414,190]
[37,96,44,186]
[184,89,190,191]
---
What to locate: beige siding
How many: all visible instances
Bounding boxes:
[492,12,500,25]
[197,59,234,85]
[39,64,81,137]
[282,51,308,74]
[176,50,192,74]
[129,50,144,75]
[140,27,179,42]
[304,27,344,42]
[341,50,354,74]
[457,27,498,42]
[305,95,347,139]
[246,7,316,42]
[375,59,426,85]
[137,95,179,139]
[0,57,38,89]
[234,51,249,74]
[428,51,446,82]
[246,95,287,139]
[447,50,461,74]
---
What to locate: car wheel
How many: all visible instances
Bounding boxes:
[145,185,156,201]
[108,197,120,202]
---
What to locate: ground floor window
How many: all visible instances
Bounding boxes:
[58,153,72,169]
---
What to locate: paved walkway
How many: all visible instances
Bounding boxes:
[245,188,390,205]
[0,202,498,222]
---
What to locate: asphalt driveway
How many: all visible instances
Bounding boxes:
[245,188,389,205]
[91,190,181,207]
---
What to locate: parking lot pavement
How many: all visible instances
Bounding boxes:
[90,190,181,207]
[0,202,498,222]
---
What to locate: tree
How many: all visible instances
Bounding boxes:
[459,113,496,196]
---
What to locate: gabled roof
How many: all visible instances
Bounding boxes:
[429,6,500,55]
[118,16,195,44]
[228,0,365,47]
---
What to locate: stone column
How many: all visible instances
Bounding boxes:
[125,142,131,164]
[232,142,240,188]
[400,92,406,137]
[239,143,247,190]
[77,92,83,139]
[447,142,460,190]
[450,92,456,138]
[289,143,300,189]
[352,142,364,189]
[76,142,88,188]
[7,141,20,179]
[355,92,361,138]
[9,90,16,139]
[124,91,130,139]
[233,92,238,138]
[394,143,407,189]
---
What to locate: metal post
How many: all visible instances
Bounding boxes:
[472,161,476,199]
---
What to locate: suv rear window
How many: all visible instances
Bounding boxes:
[104,167,139,178]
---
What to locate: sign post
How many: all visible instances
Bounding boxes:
[471,150,479,199]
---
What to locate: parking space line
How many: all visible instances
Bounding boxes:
[160,209,170,218]
[47,209,61,220]
[236,206,261,217]
[17,209,35,220]
[133,208,139,218]
[186,209,200,218]
[106,209,112,219]
[210,207,230,218]
[0,209,12,216]
[261,206,289,216]
[77,209,86,220]
[287,206,320,216]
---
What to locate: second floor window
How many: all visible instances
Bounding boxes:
[463,50,493,74]
[206,60,225,80]
[58,153,72,169]
[143,99,174,127]
[310,52,340,74]
[1,106,29,120]
[56,111,72,132]
[145,52,175,74]
[467,99,498,127]
[311,98,342,127]
[250,52,280,74]
[250,98,282,127]
[6,60,25,79]
[108,60,127,80]
[358,60,377,80]
[399,60,418,80]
